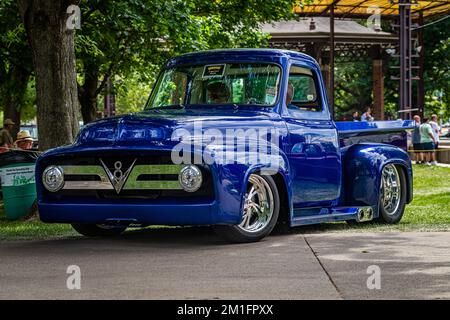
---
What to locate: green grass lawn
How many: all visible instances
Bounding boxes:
[0,165,449,240]
[290,164,450,234]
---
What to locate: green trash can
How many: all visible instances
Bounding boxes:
[0,150,39,220]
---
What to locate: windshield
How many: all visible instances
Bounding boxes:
[146,63,281,109]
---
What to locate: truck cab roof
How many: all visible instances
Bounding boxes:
[166,48,318,68]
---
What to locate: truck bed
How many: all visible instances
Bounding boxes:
[335,120,415,151]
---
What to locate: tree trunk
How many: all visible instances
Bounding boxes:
[19,0,79,151]
[3,100,21,141]
[2,65,30,140]
[79,64,99,124]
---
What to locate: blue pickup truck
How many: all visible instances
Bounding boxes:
[36,49,414,242]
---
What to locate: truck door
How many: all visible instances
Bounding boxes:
[283,64,341,209]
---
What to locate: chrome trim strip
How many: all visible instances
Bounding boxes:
[60,164,183,190]
[123,180,182,190]
[130,164,183,175]
[63,181,114,190]
[62,165,109,182]
[125,165,183,190]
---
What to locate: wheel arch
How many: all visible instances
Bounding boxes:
[271,171,291,226]
[240,161,292,226]
[391,162,413,204]
[342,143,413,213]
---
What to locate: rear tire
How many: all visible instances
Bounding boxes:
[377,164,407,224]
[71,224,127,237]
[213,173,280,243]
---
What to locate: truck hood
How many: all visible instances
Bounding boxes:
[76,107,281,147]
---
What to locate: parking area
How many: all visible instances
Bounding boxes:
[1,228,449,299]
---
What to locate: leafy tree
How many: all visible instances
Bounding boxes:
[334,60,373,120]
[2,0,297,149]
[76,0,297,123]
[0,0,33,138]
[422,18,450,120]
[333,17,449,122]
[113,73,153,115]
[18,0,79,150]
[5,0,447,152]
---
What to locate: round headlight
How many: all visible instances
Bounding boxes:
[42,166,65,192]
[178,165,203,192]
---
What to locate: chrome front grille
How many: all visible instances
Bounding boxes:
[62,165,112,189]
[61,164,183,190]
[40,151,214,201]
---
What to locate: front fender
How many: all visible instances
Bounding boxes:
[341,143,413,216]
[239,150,291,216]
[208,145,291,225]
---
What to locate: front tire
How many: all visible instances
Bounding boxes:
[213,173,280,243]
[378,164,407,224]
[71,224,127,237]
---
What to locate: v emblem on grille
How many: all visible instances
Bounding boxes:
[100,159,137,194]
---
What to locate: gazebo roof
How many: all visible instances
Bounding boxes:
[295,0,450,18]
[261,18,397,44]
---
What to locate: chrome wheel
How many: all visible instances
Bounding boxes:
[238,174,274,233]
[381,164,401,216]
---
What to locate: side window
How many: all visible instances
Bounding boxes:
[287,65,324,116]
[290,75,317,104]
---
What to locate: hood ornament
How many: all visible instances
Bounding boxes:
[100,159,137,194]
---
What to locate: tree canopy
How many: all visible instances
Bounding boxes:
[422,18,450,119]
[0,0,33,137]
[0,1,448,150]
[76,0,297,123]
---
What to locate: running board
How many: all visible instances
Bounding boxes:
[290,206,374,226]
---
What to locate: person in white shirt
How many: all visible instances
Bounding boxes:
[412,115,423,164]
[361,106,374,122]
[429,114,441,149]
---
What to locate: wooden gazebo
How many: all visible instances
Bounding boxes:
[262,18,398,119]
[266,1,450,119]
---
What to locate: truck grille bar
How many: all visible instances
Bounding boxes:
[61,164,183,190]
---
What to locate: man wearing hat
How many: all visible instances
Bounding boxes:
[14,130,34,150]
[0,119,15,148]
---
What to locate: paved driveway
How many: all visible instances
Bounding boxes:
[305,232,450,299]
[0,228,449,299]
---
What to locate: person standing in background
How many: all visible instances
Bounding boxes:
[0,119,15,149]
[361,106,374,122]
[429,114,441,149]
[412,115,423,164]
[352,111,359,121]
[14,130,34,150]
[420,117,437,166]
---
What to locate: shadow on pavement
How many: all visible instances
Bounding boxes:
[9,226,240,249]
